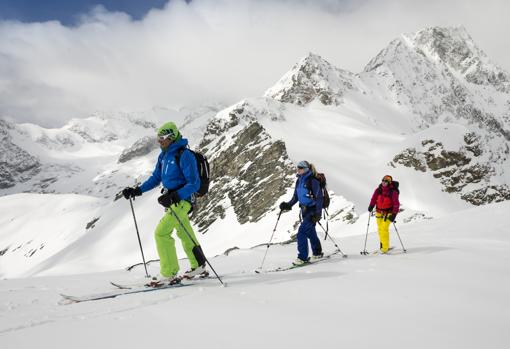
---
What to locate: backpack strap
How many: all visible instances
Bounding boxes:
[174,146,189,170]
[172,146,194,201]
[305,176,320,199]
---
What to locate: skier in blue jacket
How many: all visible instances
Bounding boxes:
[280,160,323,266]
[122,122,206,284]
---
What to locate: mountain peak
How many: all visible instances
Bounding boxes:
[366,26,509,92]
[408,26,479,70]
[300,52,331,66]
[264,53,358,106]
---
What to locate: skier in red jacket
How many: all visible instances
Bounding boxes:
[368,175,400,253]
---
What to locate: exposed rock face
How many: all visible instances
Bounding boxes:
[118,136,158,163]
[461,185,510,205]
[264,53,360,106]
[391,133,510,205]
[392,148,427,172]
[192,103,294,232]
[0,120,41,189]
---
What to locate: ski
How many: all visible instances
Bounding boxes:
[61,282,191,303]
[111,271,212,290]
[110,281,147,289]
[256,250,342,274]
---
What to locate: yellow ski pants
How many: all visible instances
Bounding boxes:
[376,213,393,252]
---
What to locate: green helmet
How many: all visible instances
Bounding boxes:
[157,122,180,141]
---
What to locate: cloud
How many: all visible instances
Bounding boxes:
[0,0,509,127]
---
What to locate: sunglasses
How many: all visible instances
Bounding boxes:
[157,134,172,141]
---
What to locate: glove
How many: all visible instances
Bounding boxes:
[368,205,374,212]
[158,191,180,208]
[279,202,292,211]
[122,186,142,200]
[389,214,396,222]
[311,213,321,224]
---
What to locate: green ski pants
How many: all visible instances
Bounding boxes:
[154,200,200,277]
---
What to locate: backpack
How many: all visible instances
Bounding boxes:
[305,173,330,209]
[175,147,210,197]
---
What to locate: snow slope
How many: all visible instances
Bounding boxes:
[2,26,509,279]
[1,201,509,349]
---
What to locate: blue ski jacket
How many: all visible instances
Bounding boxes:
[139,137,200,201]
[288,170,323,215]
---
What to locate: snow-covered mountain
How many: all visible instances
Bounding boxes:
[1,26,509,279]
[0,105,224,198]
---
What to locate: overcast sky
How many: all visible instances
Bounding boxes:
[0,0,508,127]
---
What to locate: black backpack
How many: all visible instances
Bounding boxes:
[305,173,330,209]
[175,147,210,197]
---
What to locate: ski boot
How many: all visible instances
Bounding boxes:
[182,265,209,279]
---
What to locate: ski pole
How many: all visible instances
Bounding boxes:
[317,221,347,258]
[323,209,329,241]
[167,206,226,286]
[257,210,283,272]
[360,212,372,255]
[392,222,407,253]
[129,197,150,278]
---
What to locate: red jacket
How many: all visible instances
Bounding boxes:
[369,184,400,214]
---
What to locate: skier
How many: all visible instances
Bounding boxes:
[122,122,207,284]
[279,160,323,266]
[368,175,400,253]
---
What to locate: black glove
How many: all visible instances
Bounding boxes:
[311,213,321,224]
[122,186,142,200]
[158,191,180,208]
[279,202,292,211]
[389,214,396,222]
[368,205,374,212]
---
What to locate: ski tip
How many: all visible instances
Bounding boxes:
[59,294,79,303]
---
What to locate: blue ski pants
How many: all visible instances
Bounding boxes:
[297,210,322,261]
